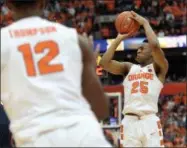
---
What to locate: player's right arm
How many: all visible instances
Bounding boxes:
[130,11,169,83]
[78,35,109,121]
[99,34,132,76]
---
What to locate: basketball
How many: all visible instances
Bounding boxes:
[115,11,140,35]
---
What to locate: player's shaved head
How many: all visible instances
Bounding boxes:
[7,0,38,8]
[7,0,46,20]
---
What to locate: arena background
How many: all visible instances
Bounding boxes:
[0,0,186,147]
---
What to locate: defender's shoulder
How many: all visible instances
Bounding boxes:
[1,26,10,41]
[1,26,9,34]
[50,21,78,39]
[48,20,76,32]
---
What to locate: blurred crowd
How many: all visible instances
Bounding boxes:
[98,0,187,38]
[1,0,187,39]
[0,0,95,35]
[166,75,186,83]
[158,93,186,147]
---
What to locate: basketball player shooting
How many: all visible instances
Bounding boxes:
[100,11,169,147]
[1,0,111,147]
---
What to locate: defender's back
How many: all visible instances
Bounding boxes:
[1,17,91,133]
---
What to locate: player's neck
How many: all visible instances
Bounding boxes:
[140,59,152,67]
[14,11,42,21]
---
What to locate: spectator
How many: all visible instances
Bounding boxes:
[1,0,186,38]
[158,29,165,37]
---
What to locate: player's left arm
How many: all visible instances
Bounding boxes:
[143,21,168,80]
[130,11,169,83]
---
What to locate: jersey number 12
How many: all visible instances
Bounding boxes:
[18,40,64,77]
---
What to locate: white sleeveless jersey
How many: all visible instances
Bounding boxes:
[122,64,163,116]
[1,17,92,135]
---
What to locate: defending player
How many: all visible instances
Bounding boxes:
[1,0,111,147]
[100,11,168,147]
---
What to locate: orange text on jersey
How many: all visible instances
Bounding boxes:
[128,72,153,81]
[9,26,57,38]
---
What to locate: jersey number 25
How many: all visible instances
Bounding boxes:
[131,81,148,94]
[18,40,64,77]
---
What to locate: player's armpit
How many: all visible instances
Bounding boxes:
[100,60,132,76]
[78,35,109,120]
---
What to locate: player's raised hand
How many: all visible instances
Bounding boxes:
[94,44,102,65]
[94,44,100,59]
[117,33,133,41]
[130,11,148,26]
[82,32,93,47]
[88,34,101,64]
[82,33,101,65]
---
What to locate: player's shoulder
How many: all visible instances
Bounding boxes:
[1,26,9,34]
[46,19,78,40]
[1,26,10,40]
[130,63,139,68]
[46,19,76,33]
[127,63,139,72]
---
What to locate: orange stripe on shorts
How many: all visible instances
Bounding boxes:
[121,133,124,140]
[157,121,162,129]
[159,130,162,136]
[160,140,164,146]
[120,125,124,133]
[120,125,124,140]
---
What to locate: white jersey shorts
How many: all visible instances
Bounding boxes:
[120,114,164,147]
